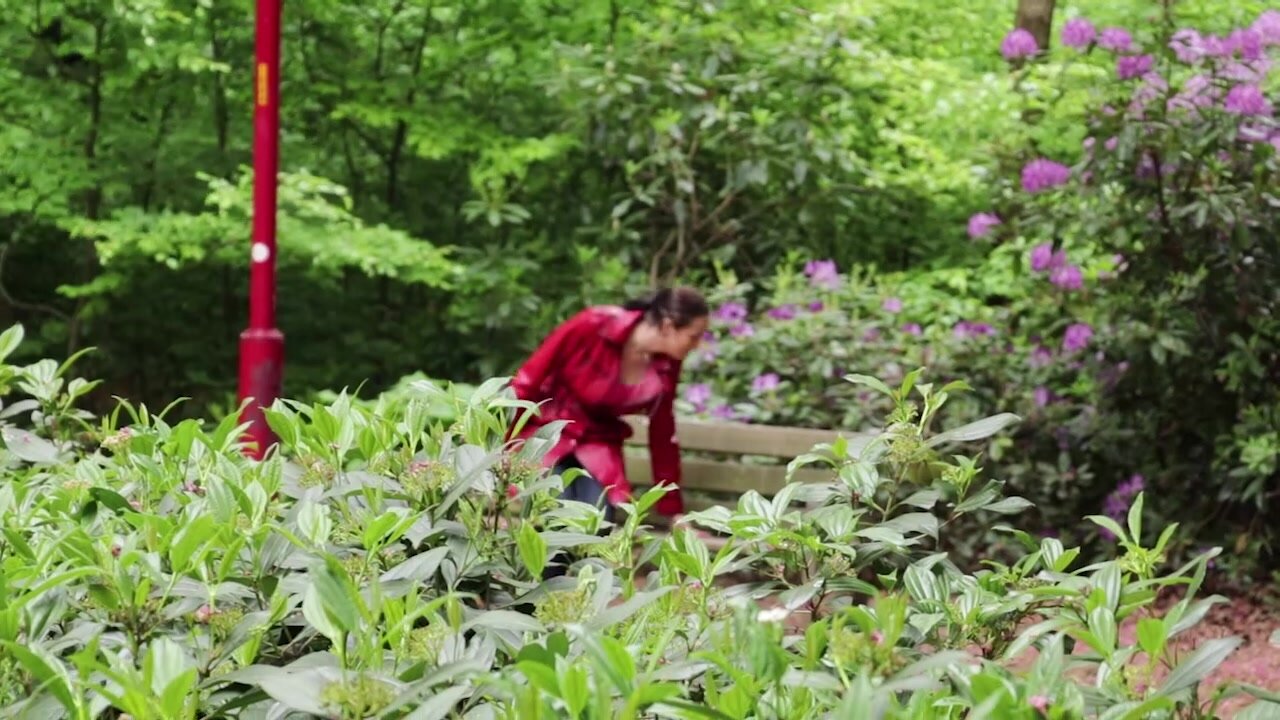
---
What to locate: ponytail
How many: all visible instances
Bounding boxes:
[622,286,708,328]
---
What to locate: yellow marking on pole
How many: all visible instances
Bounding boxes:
[256,63,268,107]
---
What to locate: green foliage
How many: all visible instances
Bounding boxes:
[2,328,1279,718]
[0,0,1157,414]
[682,6,1280,575]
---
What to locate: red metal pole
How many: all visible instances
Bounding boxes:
[238,0,285,459]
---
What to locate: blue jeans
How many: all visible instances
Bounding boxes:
[554,454,616,524]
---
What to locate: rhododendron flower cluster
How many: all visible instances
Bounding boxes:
[1021,159,1072,193]
[1001,28,1039,60]
[804,259,840,289]
[1061,18,1096,49]
[967,212,1001,239]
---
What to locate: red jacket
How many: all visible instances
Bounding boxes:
[508,305,684,516]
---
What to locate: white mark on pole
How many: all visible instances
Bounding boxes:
[251,242,271,263]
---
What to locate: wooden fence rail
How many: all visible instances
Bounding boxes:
[622,416,875,513]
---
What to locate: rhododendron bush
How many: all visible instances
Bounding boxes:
[685,9,1280,573]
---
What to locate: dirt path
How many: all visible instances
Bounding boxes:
[1122,593,1279,717]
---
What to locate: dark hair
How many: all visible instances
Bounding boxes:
[623,286,709,328]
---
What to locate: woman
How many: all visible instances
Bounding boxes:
[507,287,709,521]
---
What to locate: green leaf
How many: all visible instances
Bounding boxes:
[588,587,674,630]
[982,496,1034,514]
[1158,637,1242,696]
[883,512,940,539]
[381,546,450,584]
[1088,606,1118,654]
[560,663,591,718]
[1136,617,1166,659]
[516,659,560,696]
[843,374,893,396]
[0,640,80,714]
[0,324,24,362]
[301,584,344,645]
[464,610,546,635]
[651,700,737,720]
[87,487,133,515]
[1094,563,1123,613]
[1101,697,1176,720]
[1126,492,1144,542]
[403,685,472,720]
[901,489,941,509]
[903,564,942,604]
[1086,515,1128,543]
[313,557,362,632]
[577,631,635,696]
[2,428,60,464]
[926,413,1021,447]
[855,526,906,546]
[517,522,549,579]
[219,665,335,716]
[1234,701,1280,720]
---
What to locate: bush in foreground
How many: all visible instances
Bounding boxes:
[0,325,1276,718]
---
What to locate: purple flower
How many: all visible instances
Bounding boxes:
[1020,159,1071,193]
[1170,29,1206,63]
[685,383,712,410]
[1028,345,1053,367]
[713,302,747,323]
[1127,72,1168,117]
[953,321,997,340]
[730,322,755,338]
[1029,243,1066,272]
[1001,28,1040,60]
[1061,18,1096,49]
[1226,28,1264,61]
[751,372,780,394]
[902,323,923,336]
[1101,474,1146,539]
[1224,84,1273,117]
[1254,10,1280,45]
[1168,74,1218,113]
[804,259,840,289]
[882,297,903,314]
[807,300,825,313]
[1223,59,1270,84]
[1049,264,1084,290]
[710,404,736,421]
[1098,27,1133,52]
[967,212,1001,239]
[766,304,798,321]
[1062,322,1094,353]
[1116,54,1154,80]
[1240,122,1271,143]
[1033,386,1053,407]
[1104,136,1118,151]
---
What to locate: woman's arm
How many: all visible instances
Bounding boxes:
[647,362,684,516]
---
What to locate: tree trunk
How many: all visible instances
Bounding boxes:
[1015,0,1057,54]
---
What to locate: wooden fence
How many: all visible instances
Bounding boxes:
[622,416,874,513]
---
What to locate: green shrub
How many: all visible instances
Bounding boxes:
[684,9,1280,575]
[1,325,1277,718]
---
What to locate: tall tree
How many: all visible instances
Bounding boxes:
[1015,0,1057,53]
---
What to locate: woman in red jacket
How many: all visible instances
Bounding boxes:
[508,287,709,522]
